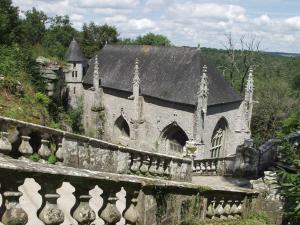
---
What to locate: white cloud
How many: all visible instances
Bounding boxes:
[145,0,168,11]
[70,14,84,22]
[76,0,139,9]
[285,16,300,29]
[254,14,271,25]
[104,15,128,24]
[11,0,300,53]
[166,3,247,22]
[128,18,156,30]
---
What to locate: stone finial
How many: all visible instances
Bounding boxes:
[195,65,209,144]
[133,58,140,86]
[93,55,100,90]
[245,67,254,101]
[197,65,208,98]
[244,67,254,130]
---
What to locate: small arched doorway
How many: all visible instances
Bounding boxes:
[114,115,130,138]
[210,118,228,158]
[160,122,188,153]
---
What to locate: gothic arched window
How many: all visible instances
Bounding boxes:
[161,122,188,153]
[115,116,130,138]
[211,118,228,158]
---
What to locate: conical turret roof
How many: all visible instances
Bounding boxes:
[65,38,86,62]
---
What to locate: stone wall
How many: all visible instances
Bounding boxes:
[81,86,248,159]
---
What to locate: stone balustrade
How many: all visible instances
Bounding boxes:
[0,153,257,225]
[0,116,191,182]
[193,156,235,176]
[205,197,245,220]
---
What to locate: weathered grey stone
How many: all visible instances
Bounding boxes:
[38,194,64,225]
[117,151,130,173]
[78,142,90,169]
[1,191,28,225]
[38,139,51,160]
[0,131,12,155]
[55,143,64,164]
[63,138,79,167]
[72,195,96,225]
[18,136,33,158]
[99,187,121,224]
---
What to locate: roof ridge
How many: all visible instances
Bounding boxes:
[105,44,199,51]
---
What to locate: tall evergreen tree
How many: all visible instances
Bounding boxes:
[20,8,48,45]
[0,0,20,45]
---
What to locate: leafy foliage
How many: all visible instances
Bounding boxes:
[120,32,171,46]
[203,46,300,145]
[80,23,118,57]
[278,169,300,225]
[20,8,48,45]
[42,15,77,58]
[0,0,20,45]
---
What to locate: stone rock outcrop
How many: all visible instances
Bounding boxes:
[251,171,283,225]
[36,56,62,97]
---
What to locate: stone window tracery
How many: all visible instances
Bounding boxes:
[211,128,224,158]
[115,116,130,138]
[210,118,228,158]
[161,123,188,153]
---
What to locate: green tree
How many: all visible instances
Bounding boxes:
[42,15,77,58]
[20,8,48,45]
[0,0,20,45]
[251,77,299,144]
[119,32,171,46]
[135,32,171,46]
[80,23,119,57]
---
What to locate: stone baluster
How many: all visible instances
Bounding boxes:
[18,127,33,160]
[192,160,196,172]
[123,185,141,225]
[99,183,121,225]
[55,136,64,165]
[215,200,224,219]
[201,161,206,174]
[231,200,240,218]
[139,155,149,174]
[212,159,218,175]
[210,160,216,173]
[0,177,28,225]
[225,200,234,219]
[195,161,201,173]
[163,159,171,177]
[0,121,12,155]
[236,199,243,218]
[217,199,226,219]
[206,160,212,173]
[37,178,64,225]
[148,157,157,176]
[38,133,52,163]
[70,183,96,225]
[156,159,165,176]
[206,198,216,219]
[130,154,141,173]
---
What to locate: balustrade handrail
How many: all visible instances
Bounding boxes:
[0,154,257,194]
[0,116,191,163]
[0,153,258,225]
[194,156,236,162]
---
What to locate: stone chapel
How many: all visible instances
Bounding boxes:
[64,39,254,159]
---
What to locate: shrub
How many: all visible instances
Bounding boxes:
[35,92,50,106]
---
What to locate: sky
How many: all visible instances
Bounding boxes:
[12,0,300,53]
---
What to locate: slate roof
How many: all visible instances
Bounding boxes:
[65,39,86,62]
[83,45,242,106]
